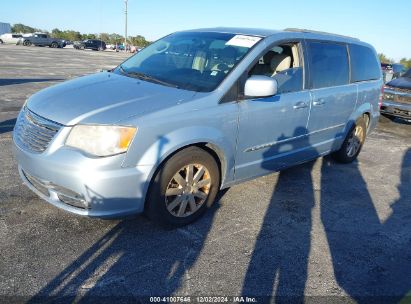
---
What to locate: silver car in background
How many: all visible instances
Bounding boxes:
[13,28,382,226]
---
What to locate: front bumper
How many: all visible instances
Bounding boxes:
[381,99,411,119]
[14,141,153,218]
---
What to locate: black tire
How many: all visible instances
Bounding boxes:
[23,40,31,46]
[332,117,367,163]
[0,39,3,44]
[146,146,220,227]
[51,42,58,48]
[379,114,396,123]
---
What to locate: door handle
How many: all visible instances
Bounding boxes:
[293,101,308,109]
[313,99,325,106]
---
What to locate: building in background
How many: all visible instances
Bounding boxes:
[0,22,11,35]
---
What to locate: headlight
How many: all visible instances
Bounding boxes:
[66,125,137,157]
[383,93,394,100]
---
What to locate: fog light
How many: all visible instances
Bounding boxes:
[57,193,89,209]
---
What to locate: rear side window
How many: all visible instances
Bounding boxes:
[307,42,349,89]
[349,44,380,82]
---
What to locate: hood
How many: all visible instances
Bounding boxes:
[387,76,411,90]
[26,72,196,125]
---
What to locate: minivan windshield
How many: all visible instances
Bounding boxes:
[115,32,261,92]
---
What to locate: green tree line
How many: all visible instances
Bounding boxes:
[11,23,150,47]
[11,23,45,34]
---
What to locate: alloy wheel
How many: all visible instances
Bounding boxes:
[346,125,364,157]
[165,164,211,217]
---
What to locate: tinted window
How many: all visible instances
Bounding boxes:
[307,42,349,89]
[349,44,381,82]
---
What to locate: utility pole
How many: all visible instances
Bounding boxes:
[124,0,128,50]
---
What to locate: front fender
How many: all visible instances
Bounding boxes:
[123,126,235,187]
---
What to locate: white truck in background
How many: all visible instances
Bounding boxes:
[0,33,23,44]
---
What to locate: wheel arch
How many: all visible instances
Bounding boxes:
[345,102,373,135]
[142,141,227,211]
[150,141,227,185]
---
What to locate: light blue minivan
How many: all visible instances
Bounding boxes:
[13,27,383,226]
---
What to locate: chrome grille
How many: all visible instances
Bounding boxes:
[390,86,411,94]
[13,107,62,153]
[395,94,411,104]
[386,86,411,104]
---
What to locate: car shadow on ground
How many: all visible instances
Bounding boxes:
[242,127,315,302]
[0,78,64,86]
[27,131,411,302]
[321,149,411,303]
[0,118,16,134]
[380,115,411,126]
[28,193,225,303]
[241,128,411,302]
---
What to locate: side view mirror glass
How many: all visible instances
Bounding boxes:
[244,75,278,98]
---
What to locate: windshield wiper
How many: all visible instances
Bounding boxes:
[119,65,127,74]
[120,68,179,89]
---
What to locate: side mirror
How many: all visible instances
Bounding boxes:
[244,75,278,98]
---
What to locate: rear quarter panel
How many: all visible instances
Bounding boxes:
[349,79,382,134]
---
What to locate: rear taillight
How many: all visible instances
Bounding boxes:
[378,85,384,109]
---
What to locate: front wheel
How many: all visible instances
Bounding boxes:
[332,117,367,163]
[146,146,220,227]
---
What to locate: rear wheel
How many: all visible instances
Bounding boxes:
[0,39,3,44]
[51,42,58,48]
[146,146,220,227]
[23,40,31,46]
[332,117,366,163]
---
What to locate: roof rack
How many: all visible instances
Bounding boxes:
[284,28,359,40]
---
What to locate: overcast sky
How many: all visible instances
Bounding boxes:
[1,0,410,61]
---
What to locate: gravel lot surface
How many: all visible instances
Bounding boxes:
[0,44,410,303]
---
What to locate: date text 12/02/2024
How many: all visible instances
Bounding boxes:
[149,296,258,303]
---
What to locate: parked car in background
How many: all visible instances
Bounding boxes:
[62,40,73,46]
[0,33,23,44]
[17,33,66,48]
[74,39,106,51]
[13,28,382,226]
[381,68,411,120]
[382,63,406,83]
